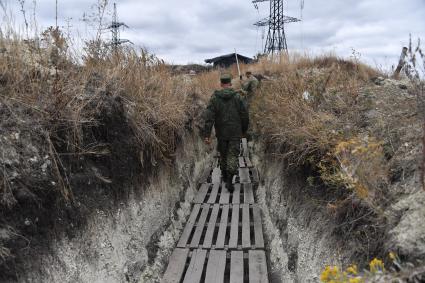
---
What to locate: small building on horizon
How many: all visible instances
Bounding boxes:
[205,53,254,68]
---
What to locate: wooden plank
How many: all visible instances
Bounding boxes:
[178,204,201,248]
[230,251,244,283]
[244,183,255,204]
[242,204,251,249]
[241,138,249,157]
[215,205,229,249]
[219,182,230,204]
[205,250,226,283]
[161,248,189,283]
[207,182,220,204]
[183,249,207,283]
[211,167,221,184]
[203,204,220,248]
[232,184,241,204]
[239,168,251,183]
[194,183,210,204]
[253,205,264,249]
[248,250,268,283]
[238,156,246,168]
[244,156,253,168]
[229,204,240,249]
[190,204,210,248]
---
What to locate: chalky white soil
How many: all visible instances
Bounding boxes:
[19,136,212,283]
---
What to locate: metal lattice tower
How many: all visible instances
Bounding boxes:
[108,3,131,49]
[253,0,300,54]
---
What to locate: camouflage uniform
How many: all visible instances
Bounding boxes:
[241,74,259,140]
[202,79,249,188]
[242,75,259,108]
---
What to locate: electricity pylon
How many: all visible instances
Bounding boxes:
[253,0,300,54]
[108,3,131,49]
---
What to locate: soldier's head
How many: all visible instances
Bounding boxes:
[246,71,252,78]
[220,74,232,88]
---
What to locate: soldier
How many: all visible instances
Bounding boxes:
[241,71,259,107]
[202,74,249,192]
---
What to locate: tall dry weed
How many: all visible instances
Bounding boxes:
[250,54,391,261]
[251,54,387,208]
[0,25,193,207]
[404,36,425,189]
[0,22,199,267]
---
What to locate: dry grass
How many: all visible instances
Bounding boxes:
[404,37,425,189]
[249,51,425,272]
[251,55,392,206]
[0,27,197,268]
[249,54,400,262]
[0,27,195,205]
[252,54,380,165]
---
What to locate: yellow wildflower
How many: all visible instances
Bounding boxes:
[346,264,358,275]
[369,258,385,273]
[320,266,341,282]
[349,277,363,283]
[389,252,396,261]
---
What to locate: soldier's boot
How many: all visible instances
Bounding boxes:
[226,174,234,193]
[221,170,232,192]
[222,169,228,184]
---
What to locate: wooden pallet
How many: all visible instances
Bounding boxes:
[176,203,264,250]
[163,138,268,283]
[238,156,254,168]
[194,183,255,205]
[238,168,259,184]
[162,249,269,283]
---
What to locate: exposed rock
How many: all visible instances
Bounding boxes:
[388,190,425,259]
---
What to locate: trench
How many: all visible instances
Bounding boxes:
[152,141,357,283]
[13,137,358,283]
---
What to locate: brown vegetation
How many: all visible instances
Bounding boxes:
[0,27,208,278]
[249,53,422,270]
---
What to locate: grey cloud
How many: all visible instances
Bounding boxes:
[190,44,224,54]
[3,0,425,66]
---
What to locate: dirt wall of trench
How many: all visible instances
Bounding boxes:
[13,135,211,283]
[253,145,356,283]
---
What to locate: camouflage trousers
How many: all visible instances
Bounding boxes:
[217,139,240,181]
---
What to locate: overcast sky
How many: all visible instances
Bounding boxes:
[2,0,424,69]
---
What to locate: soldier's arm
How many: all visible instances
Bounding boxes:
[238,96,249,134]
[202,95,216,138]
[241,80,249,91]
[237,88,248,96]
[252,79,259,91]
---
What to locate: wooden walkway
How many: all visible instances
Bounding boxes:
[162,139,269,283]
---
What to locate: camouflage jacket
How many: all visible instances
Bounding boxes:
[202,88,249,140]
[242,76,259,94]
